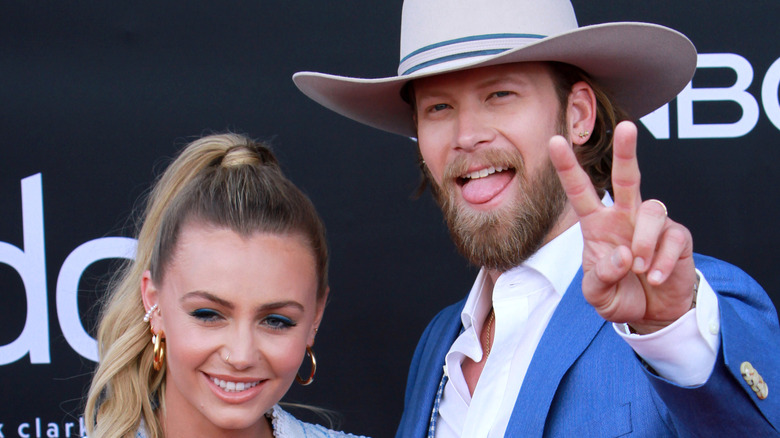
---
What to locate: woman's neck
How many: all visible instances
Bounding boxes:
[158,388,274,438]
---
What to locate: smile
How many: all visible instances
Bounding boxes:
[211,377,261,393]
[455,165,516,205]
[460,165,509,181]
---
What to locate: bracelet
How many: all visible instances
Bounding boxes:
[690,272,700,310]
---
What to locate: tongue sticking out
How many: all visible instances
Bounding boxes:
[460,171,514,204]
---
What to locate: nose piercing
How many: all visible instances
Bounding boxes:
[224,352,231,364]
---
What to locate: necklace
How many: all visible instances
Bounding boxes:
[484,308,495,358]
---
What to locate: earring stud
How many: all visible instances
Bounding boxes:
[578,131,590,138]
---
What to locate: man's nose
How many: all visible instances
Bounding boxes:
[454,106,494,152]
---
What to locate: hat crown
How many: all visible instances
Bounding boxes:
[398,0,578,76]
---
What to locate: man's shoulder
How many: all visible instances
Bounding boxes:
[411,298,467,355]
[424,298,467,333]
[693,253,762,290]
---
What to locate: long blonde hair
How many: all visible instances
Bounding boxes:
[84,133,328,438]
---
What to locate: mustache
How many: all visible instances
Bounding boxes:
[442,148,526,181]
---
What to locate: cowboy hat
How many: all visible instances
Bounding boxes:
[293,0,697,138]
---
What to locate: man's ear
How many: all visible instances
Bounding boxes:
[567,81,597,145]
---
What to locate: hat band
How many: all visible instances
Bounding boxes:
[398,33,545,76]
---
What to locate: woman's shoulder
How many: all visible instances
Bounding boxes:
[268,405,370,438]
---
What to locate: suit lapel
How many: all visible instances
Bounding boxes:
[505,268,607,436]
[400,301,465,437]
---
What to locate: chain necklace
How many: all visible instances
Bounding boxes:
[484,307,495,358]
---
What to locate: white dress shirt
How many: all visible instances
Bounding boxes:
[435,218,721,438]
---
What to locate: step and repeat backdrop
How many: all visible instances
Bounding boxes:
[1,1,778,437]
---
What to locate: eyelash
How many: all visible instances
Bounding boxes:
[490,91,512,98]
[191,308,222,322]
[189,309,296,330]
[264,314,297,330]
[428,103,450,113]
[426,91,512,113]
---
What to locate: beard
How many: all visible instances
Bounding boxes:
[429,148,568,272]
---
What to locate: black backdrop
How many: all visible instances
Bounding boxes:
[1,1,778,437]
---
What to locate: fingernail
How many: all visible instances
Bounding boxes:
[612,251,623,268]
[649,270,663,284]
[633,257,645,271]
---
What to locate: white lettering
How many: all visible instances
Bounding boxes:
[639,103,671,139]
[56,237,137,361]
[64,423,73,438]
[0,174,50,365]
[46,422,59,438]
[762,57,780,131]
[678,53,760,138]
[18,423,29,438]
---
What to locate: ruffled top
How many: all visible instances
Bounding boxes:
[131,405,368,437]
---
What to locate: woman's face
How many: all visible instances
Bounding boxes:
[142,222,325,436]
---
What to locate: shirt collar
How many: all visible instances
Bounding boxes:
[459,192,613,330]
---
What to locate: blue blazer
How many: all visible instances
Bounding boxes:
[396,254,780,436]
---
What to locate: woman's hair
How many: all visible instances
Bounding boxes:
[84,133,328,438]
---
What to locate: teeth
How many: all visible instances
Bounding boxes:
[464,166,507,180]
[212,377,260,393]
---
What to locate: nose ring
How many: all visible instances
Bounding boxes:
[224,352,231,364]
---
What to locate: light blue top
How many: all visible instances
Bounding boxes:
[130,405,368,438]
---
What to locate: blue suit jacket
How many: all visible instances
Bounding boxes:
[396,254,780,436]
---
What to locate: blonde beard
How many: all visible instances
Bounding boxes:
[431,156,568,272]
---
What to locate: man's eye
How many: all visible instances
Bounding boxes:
[430,103,450,112]
[491,91,512,98]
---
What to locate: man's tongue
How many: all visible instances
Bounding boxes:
[460,171,513,204]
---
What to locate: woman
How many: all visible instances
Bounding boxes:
[85,134,366,438]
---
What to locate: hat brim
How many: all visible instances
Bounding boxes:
[293,22,697,138]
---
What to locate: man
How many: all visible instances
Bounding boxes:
[294,0,779,436]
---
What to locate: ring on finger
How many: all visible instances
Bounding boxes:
[648,199,668,217]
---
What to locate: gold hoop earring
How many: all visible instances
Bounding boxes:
[296,346,316,386]
[152,330,166,371]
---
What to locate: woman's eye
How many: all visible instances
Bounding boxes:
[263,314,296,330]
[190,308,221,322]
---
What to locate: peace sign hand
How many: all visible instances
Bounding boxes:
[549,121,697,334]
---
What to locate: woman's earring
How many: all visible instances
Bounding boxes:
[152,330,166,371]
[144,304,165,371]
[296,346,317,386]
[143,304,158,322]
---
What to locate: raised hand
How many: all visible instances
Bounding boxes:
[549,121,698,334]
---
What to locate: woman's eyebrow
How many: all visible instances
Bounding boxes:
[257,301,305,313]
[181,292,305,313]
[181,290,233,309]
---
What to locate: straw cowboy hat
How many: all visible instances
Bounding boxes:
[293,0,697,138]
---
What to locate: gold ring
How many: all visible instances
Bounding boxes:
[648,199,668,216]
